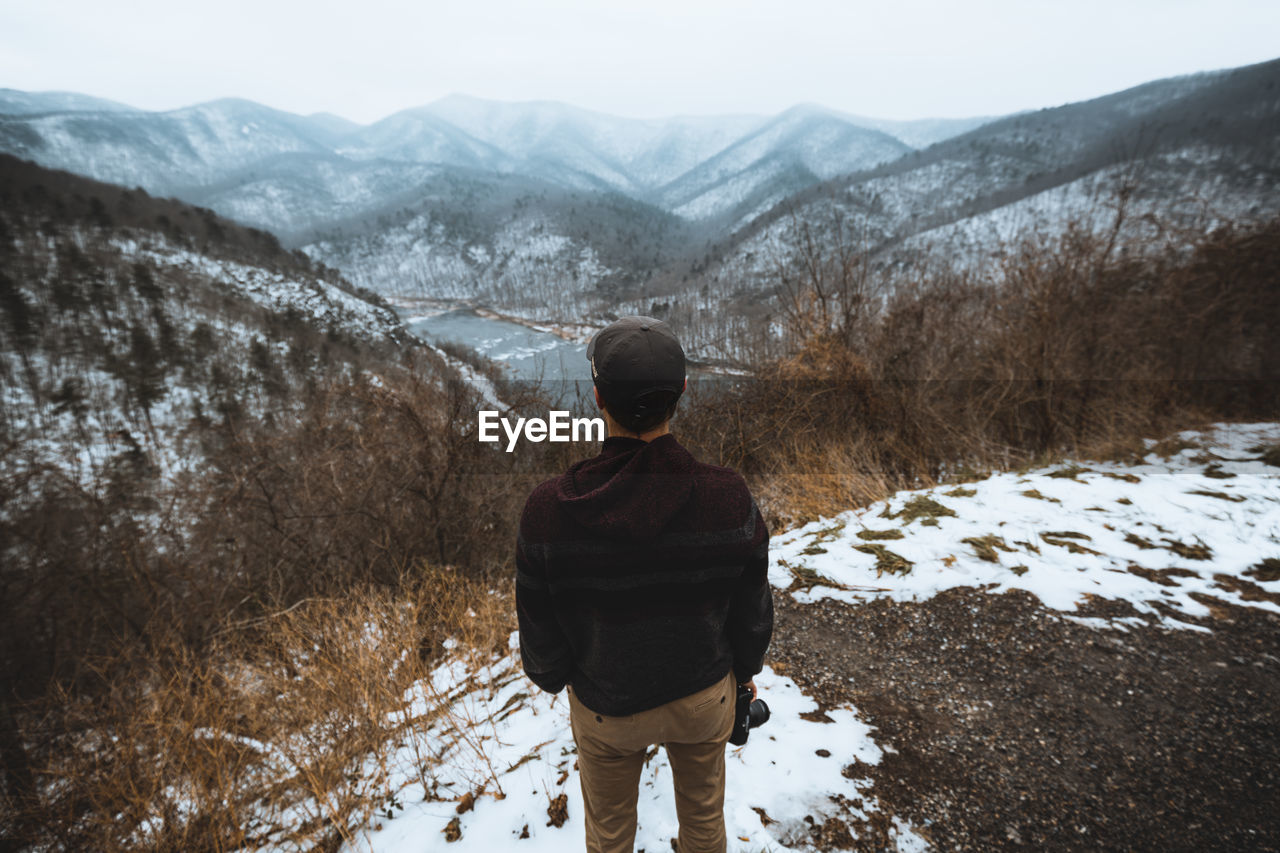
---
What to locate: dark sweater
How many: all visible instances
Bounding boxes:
[515,433,773,716]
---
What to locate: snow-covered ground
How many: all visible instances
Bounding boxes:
[774,422,1280,630]
[343,639,925,853]
[341,423,1279,852]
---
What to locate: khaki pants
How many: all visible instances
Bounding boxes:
[568,670,736,853]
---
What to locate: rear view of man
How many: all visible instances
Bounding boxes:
[515,316,773,853]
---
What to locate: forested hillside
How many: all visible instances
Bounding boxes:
[0,154,409,486]
[4,61,1277,358]
[711,57,1280,282]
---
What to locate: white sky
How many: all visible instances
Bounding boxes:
[2,0,1277,124]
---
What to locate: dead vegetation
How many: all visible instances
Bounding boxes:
[0,364,561,849]
[961,535,1016,563]
[1247,559,1280,583]
[678,210,1280,529]
[852,544,914,577]
[3,568,515,851]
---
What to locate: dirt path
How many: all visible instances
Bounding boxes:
[768,588,1280,852]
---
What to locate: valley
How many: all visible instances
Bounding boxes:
[2,53,1279,853]
[4,59,1276,360]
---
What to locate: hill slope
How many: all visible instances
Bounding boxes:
[0,153,410,491]
[2,61,1275,326]
[710,58,1280,286]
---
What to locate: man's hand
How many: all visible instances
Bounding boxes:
[740,679,757,701]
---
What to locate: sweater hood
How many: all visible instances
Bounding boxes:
[556,434,696,540]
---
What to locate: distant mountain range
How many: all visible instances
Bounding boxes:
[0,90,986,234]
[2,58,1277,329]
[711,57,1280,286]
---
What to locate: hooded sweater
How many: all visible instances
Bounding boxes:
[515,433,773,717]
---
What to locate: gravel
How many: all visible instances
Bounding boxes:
[768,587,1280,852]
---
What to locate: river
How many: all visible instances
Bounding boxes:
[401,305,590,382]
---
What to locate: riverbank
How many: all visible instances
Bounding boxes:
[389,296,752,376]
[386,296,596,344]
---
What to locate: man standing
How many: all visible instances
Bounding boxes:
[515,316,773,853]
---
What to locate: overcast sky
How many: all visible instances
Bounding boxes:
[2,0,1278,124]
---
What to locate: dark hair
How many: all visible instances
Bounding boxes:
[601,385,681,433]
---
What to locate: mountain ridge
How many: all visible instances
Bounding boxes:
[706,57,1280,276]
[2,58,1276,338]
[0,88,990,222]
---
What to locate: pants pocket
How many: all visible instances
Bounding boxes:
[691,676,731,714]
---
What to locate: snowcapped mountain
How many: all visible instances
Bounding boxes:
[1,58,1275,322]
[336,107,514,171]
[707,58,1280,287]
[0,88,986,307]
[414,94,766,191]
[654,105,914,223]
[0,88,140,115]
[0,88,984,229]
[0,97,346,193]
[0,85,1000,294]
[334,97,939,220]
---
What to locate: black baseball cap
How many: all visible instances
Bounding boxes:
[587,316,686,426]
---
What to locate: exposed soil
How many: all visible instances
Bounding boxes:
[767,587,1280,852]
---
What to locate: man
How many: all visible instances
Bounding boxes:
[515,316,773,853]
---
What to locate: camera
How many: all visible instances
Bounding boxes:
[728,683,770,745]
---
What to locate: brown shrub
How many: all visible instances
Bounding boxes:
[679,213,1280,524]
[3,567,515,851]
[0,357,556,849]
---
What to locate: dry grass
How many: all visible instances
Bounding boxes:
[679,213,1280,526]
[5,566,515,851]
[747,437,902,531]
[0,361,540,850]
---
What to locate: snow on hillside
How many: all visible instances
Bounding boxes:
[193,159,444,237]
[330,423,1278,853]
[2,229,406,497]
[0,101,329,191]
[657,110,912,220]
[714,129,1277,289]
[306,212,617,316]
[122,238,405,342]
[672,157,796,221]
[893,145,1278,270]
[419,95,768,190]
[336,109,513,171]
[0,88,140,115]
[774,423,1280,629]
[715,154,1011,283]
[306,213,477,296]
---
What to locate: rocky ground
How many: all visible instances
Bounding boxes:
[768,587,1280,852]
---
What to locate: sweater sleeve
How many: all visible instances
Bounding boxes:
[515,509,573,694]
[727,500,773,683]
